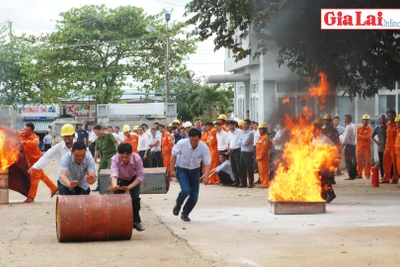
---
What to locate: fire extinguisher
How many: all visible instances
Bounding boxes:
[371,165,379,187]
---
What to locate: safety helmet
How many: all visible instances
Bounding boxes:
[122,124,130,132]
[323,114,333,120]
[395,115,400,123]
[238,120,243,127]
[258,122,268,129]
[133,125,139,131]
[362,114,370,120]
[61,124,76,136]
[217,114,227,121]
[313,118,324,127]
[168,123,173,127]
[172,119,180,124]
[184,121,193,128]
[233,118,240,123]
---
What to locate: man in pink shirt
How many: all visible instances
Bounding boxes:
[109,143,145,231]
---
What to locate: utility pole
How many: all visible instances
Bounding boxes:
[7,20,13,42]
[165,12,171,103]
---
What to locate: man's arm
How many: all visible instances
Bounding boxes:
[170,155,177,177]
[29,144,58,173]
[243,131,254,146]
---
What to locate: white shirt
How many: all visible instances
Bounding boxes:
[89,131,98,143]
[172,139,211,169]
[216,160,235,181]
[228,128,242,149]
[112,132,124,144]
[138,134,150,151]
[342,123,357,145]
[149,135,161,152]
[312,134,340,157]
[145,129,152,139]
[33,141,72,178]
[273,127,289,151]
[253,129,260,146]
[116,131,125,141]
[216,129,229,151]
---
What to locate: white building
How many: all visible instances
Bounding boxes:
[206,31,399,126]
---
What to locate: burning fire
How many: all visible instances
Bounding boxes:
[269,72,338,202]
[282,98,290,104]
[0,126,21,170]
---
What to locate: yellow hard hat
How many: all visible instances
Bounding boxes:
[60,124,75,136]
[313,118,324,127]
[133,125,139,131]
[168,123,173,127]
[217,114,227,120]
[172,119,180,124]
[323,114,333,120]
[362,114,370,120]
[238,120,243,126]
[259,122,267,129]
[395,115,400,123]
[122,124,130,132]
[213,121,217,124]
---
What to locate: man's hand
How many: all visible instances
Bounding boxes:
[69,180,79,189]
[108,185,120,191]
[144,153,148,160]
[200,175,209,184]
[119,186,130,191]
[86,174,96,185]
[27,166,37,174]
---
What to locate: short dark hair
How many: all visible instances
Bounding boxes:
[93,125,102,130]
[25,122,35,131]
[344,114,353,122]
[226,120,235,125]
[77,123,82,127]
[188,128,202,138]
[153,122,160,126]
[213,121,221,126]
[204,121,213,126]
[118,143,132,154]
[151,128,157,131]
[218,152,228,159]
[387,109,396,116]
[71,141,87,152]
[141,123,149,129]
[115,126,120,130]
[171,126,178,130]
[244,119,251,125]
[159,124,166,128]
[334,116,340,120]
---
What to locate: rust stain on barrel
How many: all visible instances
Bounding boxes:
[56,195,133,242]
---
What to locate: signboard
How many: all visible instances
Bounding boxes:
[63,104,96,118]
[17,105,60,115]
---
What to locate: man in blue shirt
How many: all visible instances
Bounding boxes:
[170,128,211,222]
[76,123,89,146]
[239,119,255,188]
[59,141,97,195]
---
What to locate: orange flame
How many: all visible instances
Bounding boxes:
[303,72,331,110]
[282,98,290,104]
[0,127,21,171]
[269,72,338,202]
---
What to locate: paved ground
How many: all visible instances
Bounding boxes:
[1,162,399,266]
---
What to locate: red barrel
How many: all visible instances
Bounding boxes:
[56,195,133,242]
[371,165,379,187]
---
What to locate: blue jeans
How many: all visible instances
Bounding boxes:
[176,168,200,216]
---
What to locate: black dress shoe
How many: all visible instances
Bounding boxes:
[181,215,191,222]
[236,184,246,188]
[255,180,261,185]
[231,183,239,187]
[173,205,181,216]
[133,223,145,231]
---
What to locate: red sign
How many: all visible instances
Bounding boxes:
[64,104,96,118]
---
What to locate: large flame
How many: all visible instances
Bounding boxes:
[0,126,21,171]
[269,72,338,202]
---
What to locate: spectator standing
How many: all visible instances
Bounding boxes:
[149,128,163,167]
[239,119,255,188]
[342,114,358,180]
[76,123,89,146]
[371,114,387,178]
[42,132,52,152]
[227,120,242,187]
[137,127,150,168]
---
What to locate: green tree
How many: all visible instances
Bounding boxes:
[185,0,400,98]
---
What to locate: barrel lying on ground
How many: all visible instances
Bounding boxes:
[56,195,133,242]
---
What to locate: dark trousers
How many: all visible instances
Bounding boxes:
[240,151,254,185]
[43,144,51,152]
[319,171,335,200]
[345,144,358,179]
[270,149,283,180]
[151,151,163,167]
[89,141,96,157]
[378,151,384,177]
[113,176,141,224]
[229,149,241,184]
[217,171,234,185]
[139,150,151,168]
[253,146,259,172]
[176,168,201,216]
[58,180,90,195]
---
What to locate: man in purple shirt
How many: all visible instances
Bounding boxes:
[109,143,145,231]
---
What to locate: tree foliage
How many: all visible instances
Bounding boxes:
[185,0,400,98]
[0,5,197,104]
[170,77,233,121]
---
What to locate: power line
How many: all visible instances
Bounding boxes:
[151,0,186,7]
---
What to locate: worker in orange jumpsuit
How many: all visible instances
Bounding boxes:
[160,124,174,175]
[356,114,373,179]
[20,123,58,203]
[217,114,228,132]
[122,124,139,153]
[382,110,399,183]
[255,122,270,188]
[204,122,219,184]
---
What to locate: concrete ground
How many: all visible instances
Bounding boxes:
[1,162,399,267]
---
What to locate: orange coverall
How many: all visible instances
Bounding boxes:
[221,124,227,132]
[383,122,399,182]
[206,128,219,184]
[123,134,139,153]
[20,132,57,199]
[256,134,270,188]
[356,125,372,177]
[395,128,400,182]
[162,132,174,174]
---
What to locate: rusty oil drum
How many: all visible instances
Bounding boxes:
[56,194,133,242]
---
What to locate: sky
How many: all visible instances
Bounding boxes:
[0,0,227,78]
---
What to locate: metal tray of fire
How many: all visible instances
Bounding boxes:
[267,200,326,215]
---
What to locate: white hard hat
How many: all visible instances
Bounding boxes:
[233,118,240,123]
[184,121,193,128]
